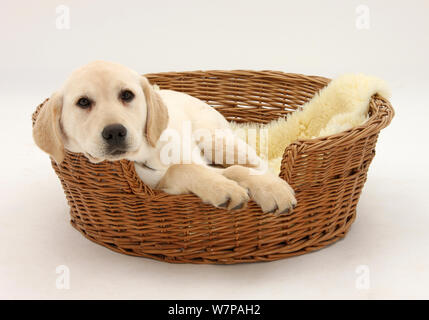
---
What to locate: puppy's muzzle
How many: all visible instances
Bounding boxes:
[102,123,128,154]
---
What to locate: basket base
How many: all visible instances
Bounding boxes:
[69,213,355,265]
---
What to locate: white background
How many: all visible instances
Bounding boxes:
[0,0,428,299]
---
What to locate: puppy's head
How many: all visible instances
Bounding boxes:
[33,61,168,164]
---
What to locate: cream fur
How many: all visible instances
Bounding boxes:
[230,74,391,174]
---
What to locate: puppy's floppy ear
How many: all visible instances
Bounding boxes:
[33,92,65,164]
[140,76,169,147]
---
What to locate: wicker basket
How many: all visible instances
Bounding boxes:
[32,70,394,264]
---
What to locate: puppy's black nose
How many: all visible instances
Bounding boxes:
[102,124,127,146]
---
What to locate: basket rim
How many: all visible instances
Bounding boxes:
[144,69,332,85]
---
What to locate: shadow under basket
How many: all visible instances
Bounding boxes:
[32,70,394,264]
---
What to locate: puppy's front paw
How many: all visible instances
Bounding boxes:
[224,166,296,215]
[197,178,250,210]
[223,166,297,215]
[249,176,297,215]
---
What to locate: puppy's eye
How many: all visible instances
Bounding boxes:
[76,97,92,109]
[120,90,134,102]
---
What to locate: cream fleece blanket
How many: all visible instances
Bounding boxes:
[230,74,390,174]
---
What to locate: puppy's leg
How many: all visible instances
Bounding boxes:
[217,165,297,216]
[197,129,264,169]
[157,164,249,210]
[198,129,297,215]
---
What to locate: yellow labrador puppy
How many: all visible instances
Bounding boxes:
[33,61,296,214]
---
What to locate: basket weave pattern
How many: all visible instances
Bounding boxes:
[32,71,394,264]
